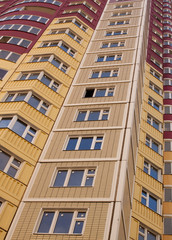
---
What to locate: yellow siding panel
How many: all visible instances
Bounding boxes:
[163,202,172,215]
[0,202,17,231]
[17,162,34,185]
[0,229,6,240]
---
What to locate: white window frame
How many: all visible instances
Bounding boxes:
[144,159,161,181]
[148,97,162,112]
[151,57,162,68]
[52,168,96,187]
[150,68,162,80]
[75,109,110,121]
[96,54,122,62]
[106,29,127,36]
[7,37,31,48]
[145,135,162,154]
[112,11,131,16]
[109,20,129,25]
[65,136,104,150]
[139,225,160,240]
[36,210,87,234]
[101,41,125,48]
[141,189,161,213]
[149,81,162,95]
[147,114,162,131]
[91,70,119,78]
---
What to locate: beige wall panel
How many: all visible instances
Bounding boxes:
[123,177,131,237]
[83,51,135,66]
[0,202,17,231]
[44,129,123,160]
[28,161,117,198]
[67,82,130,104]
[106,2,143,11]
[129,217,139,239]
[164,175,172,186]
[56,103,127,129]
[131,116,139,161]
[118,215,126,240]
[94,27,139,39]
[163,236,172,240]
[128,143,135,195]
[98,17,141,29]
[89,37,137,52]
[136,153,144,169]
[11,202,109,240]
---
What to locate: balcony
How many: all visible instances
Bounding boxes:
[0,102,54,133]
[17,62,72,86]
[3,80,64,108]
[0,171,25,206]
[136,167,162,198]
[132,199,162,234]
[143,100,163,122]
[0,128,41,165]
[141,119,163,143]
[138,141,163,169]
[30,46,79,69]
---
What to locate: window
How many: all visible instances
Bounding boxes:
[138,226,158,240]
[115,4,133,8]
[7,37,31,48]
[0,50,20,63]
[14,0,62,6]
[57,19,87,32]
[63,9,93,22]
[0,24,41,35]
[84,87,115,98]
[0,14,48,24]
[109,20,129,25]
[146,136,161,154]
[164,188,172,201]
[164,67,172,74]
[19,72,59,92]
[4,92,49,115]
[164,78,172,86]
[151,46,162,57]
[31,55,68,73]
[141,190,159,212]
[0,116,36,143]
[65,136,103,150]
[96,54,122,62]
[152,36,162,47]
[164,218,172,234]
[76,109,109,121]
[144,160,159,180]
[53,169,96,187]
[147,115,161,131]
[112,11,131,16]
[0,68,7,80]
[37,210,86,234]
[0,150,21,178]
[164,92,172,99]
[165,162,172,174]
[106,30,127,36]
[148,97,161,111]
[40,41,76,57]
[150,68,161,80]
[91,70,118,78]
[149,81,161,95]
[165,141,172,151]
[50,29,82,43]
[151,57,162,68]
[101,41,125,48]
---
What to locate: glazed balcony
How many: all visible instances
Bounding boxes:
[30,46,79,69]
[132,199,162,234]
[145,87,163,105]
[0,171,25,206]
[17,62,72,86]
[143,101,163,122]
[136,167,162,198]
[138,141,163,169]
[0,102,54,133]
[0,128,41,166]
[141,119,163,143]
[3,80,64,108]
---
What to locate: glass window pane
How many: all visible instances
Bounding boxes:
[0,151,10,171]
[73,221,84,234]
[51,58,61,68]
[13,159,21,167]
[8,53,20,62]
[76,111,87,121]
[85,176,94,186]
[30,27,40,34]
[0,50,9,59]
[152,142,158,152]
[38,212,55,233]
[53,170,67,187]
[150,166,158,180]
[0,69,7,80]
[94,141,102,150]
[68,170,84,186]
[5,94,14,102]
[147,231,156,240]
[79,137,92,150]
[8,37,20,45]
[7,166,17,178]
[95,89,106,97]
[66,138,78,150]
[101,71,110,77]
[149,195,157,212]
[88,111,99,121]
[20,25,30,32]
[15,93,27,101]
[12,119,27,136]
[41,74,51,86]
[28,95,40,108]
[20,40,31,48]
[54,212,73,233]
[0,118,11,128]
[28,73,39,80]
[106,56,115,61]
[91,72,99,78]
[25,133,34,142]
[30,15,39,21]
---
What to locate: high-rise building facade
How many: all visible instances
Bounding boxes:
[0,0,171,239]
